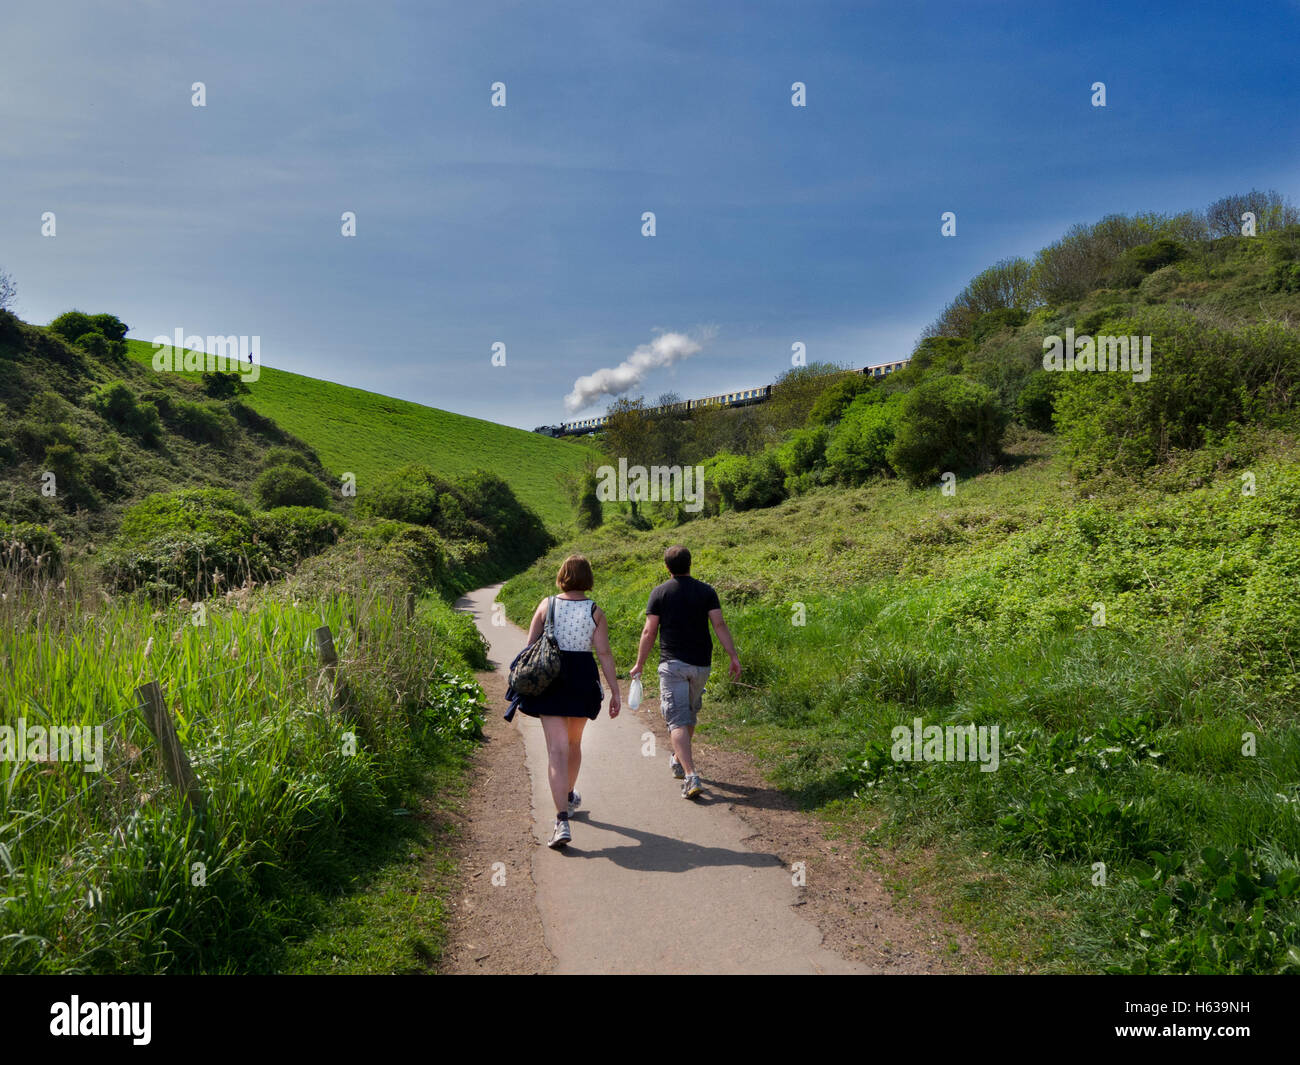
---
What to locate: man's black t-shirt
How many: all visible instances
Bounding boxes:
[646,575,721,668]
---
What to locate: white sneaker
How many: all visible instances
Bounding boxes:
[669,755,686,780]
[548,819,571,849]
[682,774,703,799]
[568,790,582,815]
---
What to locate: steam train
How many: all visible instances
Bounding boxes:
[533,359,909,437]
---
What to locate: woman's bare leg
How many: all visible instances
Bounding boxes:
[540,715,571,815]
[565,717,587,793]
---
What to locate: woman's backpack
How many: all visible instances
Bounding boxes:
[508,596,562,696]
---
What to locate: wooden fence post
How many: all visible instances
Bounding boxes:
[135,680,207,813]
[314,625,351,719]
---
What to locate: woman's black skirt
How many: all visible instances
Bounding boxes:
[518,649,603,720]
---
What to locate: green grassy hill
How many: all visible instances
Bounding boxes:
[503,430,1300,974]
[124,340,594,529]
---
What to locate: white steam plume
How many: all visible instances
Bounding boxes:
[564,329,713,413]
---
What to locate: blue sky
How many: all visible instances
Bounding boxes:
[2,0,1297,429]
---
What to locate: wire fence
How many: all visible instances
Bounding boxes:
[0,623,363,882]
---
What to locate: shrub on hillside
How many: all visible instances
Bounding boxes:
[166,398,232,444]
[75,332,110,358]
[254,464,332,510]
[826,393,901,485]
[1014,370,1062,431]
[119,487,252,544]
[971,307,1030,346]
[707,450,786,512]
[776,424,831,492]
[358,465,454,527]
[41,443,101,510]
[254,506,346,563]
[887,376,1005,486]
[259,447,315,473]
[807,374,877,426]
[201,371,249,399]
[1053,310,1300,476]
[450,469,551,566]
[1138,264,1183,302]
[0,519,63,576]
[47,311,94,344]
[89,380,162,444]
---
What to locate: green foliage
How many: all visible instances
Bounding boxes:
[259,447,315,472]
[576,471,603,530]
[0,519,63,576]
[253,507,346,561]
[201,371,249,399]
[887,376,1005,485]
[47,311,94,344]
[1116,849,1300,974]
[89,380,162,444]
[1054,309,1300,476]
[706,450,786,512]
[971,307,1029,346]
[165,398,232,444]
[807,373,877,426]
[75,332,110,358]
[254,464,332,510]
[42,443,100,510]
[1014,370,1061,431]
[825,393,900,485]
[1110,238,1188,288]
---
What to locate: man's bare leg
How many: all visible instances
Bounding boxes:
[670,724,696,777]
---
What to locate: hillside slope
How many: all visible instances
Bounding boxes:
[124,340,595,529]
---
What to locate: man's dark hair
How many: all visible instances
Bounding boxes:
[665,544,691,575]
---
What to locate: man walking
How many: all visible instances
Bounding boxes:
[630,545,740,799]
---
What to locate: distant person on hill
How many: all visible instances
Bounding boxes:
[518,554,621,849]
[630,545,740,799]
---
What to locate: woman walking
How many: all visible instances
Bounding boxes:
[518,554,621,849]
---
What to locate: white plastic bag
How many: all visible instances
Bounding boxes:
[628,677,643,710]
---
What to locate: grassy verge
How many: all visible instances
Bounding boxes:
[501,434,1300,973]
[0,560,489,974]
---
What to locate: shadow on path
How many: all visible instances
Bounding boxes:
[568,816,785,873]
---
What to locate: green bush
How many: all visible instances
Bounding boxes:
[1138,264,1183,301]
[826,394,900,485]
[119,488,251,545]
[1053,309,1300,476]
[807,374,877,426]
[89,380,162,443]
[706,450,786,512]
[47,311,94,344]
[887,376,1005,486]
[259,447,315,473]
[254,507,346,563]
[972,307,1029,346]
[41,443,100,510]
[166,399,232,444]
[201,371,249,399]
[0,519,63,576]
[75,332,110,358]
[1014,370,1061,431]
[254,465,332,510]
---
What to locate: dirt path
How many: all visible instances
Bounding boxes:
[439,583,981,975]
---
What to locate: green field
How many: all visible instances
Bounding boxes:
[124,339,596,530]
